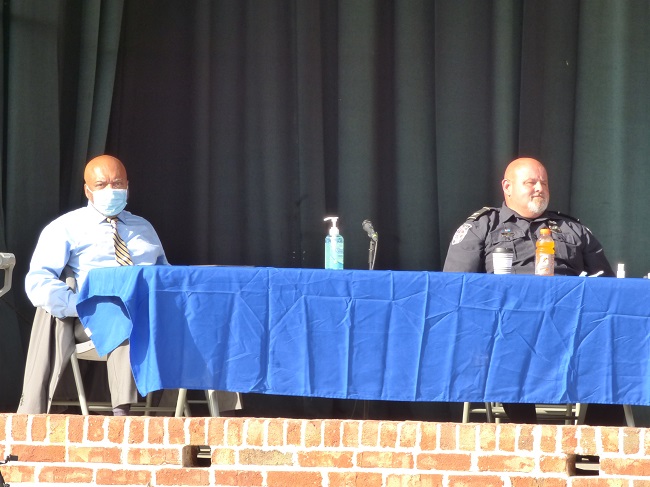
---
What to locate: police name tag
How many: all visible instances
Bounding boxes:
[451,223,471,245]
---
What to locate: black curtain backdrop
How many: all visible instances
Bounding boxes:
[1,0,649,413]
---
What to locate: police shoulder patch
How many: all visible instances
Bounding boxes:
[451,223,472,245]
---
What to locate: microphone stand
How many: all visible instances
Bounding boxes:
[363,236,378,420]
[367,240,377,271]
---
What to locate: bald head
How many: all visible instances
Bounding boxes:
[501,158,549,218]
[84,155,127,188]
[84,155,128,195]
[83,155,129,215]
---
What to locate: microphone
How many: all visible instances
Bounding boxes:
[362,220,378,241]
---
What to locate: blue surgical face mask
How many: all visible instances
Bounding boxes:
[88,187,128,216]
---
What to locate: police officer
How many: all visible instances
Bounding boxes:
[443,157,620,425]
[443,157,614,276]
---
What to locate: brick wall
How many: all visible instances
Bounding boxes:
[1,413,649,486]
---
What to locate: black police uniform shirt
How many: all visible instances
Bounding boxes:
[443,203,615,277]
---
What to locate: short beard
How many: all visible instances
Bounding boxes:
[527,198,548,216]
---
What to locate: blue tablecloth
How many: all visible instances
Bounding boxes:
[76,266,650,405]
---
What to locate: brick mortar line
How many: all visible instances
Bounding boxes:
[10,457,650,481]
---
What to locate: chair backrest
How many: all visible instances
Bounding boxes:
[60,266,76,293]
[64,268,105,362]
[0,252,16,298]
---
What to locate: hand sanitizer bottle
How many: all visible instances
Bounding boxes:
[324,216,344,269]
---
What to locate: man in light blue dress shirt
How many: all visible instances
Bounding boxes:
[20,155,168,415]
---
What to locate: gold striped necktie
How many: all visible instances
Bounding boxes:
[108,217,133,266]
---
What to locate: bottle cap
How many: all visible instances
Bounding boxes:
[324,216,340,237]
[540,228,551,236]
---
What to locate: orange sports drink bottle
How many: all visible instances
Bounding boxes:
[535,228,555,276]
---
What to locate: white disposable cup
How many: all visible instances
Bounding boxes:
[493,248,514,274]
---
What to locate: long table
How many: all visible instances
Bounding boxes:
[76,266,650,405]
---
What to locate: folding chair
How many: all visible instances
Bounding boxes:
[463,402,581,424]
[0,253,16,298]
[464,402,635,426]
[68,340,219,417]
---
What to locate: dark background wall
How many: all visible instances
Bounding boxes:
[1,0,649,412]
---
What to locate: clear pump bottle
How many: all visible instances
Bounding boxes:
[324,216,344,270]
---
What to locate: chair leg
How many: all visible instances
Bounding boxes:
[462,402,470,423]
[206,390,220,417]
[69,353,90,415]
[485,403,494,423]
[175,389,188,417]
[144,393,153,416]
[623,405,635,427]
[564,403,573,425]
[576,403,587,425]
[462,402,495,423]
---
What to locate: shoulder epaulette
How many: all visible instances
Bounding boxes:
[551,210,580,223]
[466,206,497,221]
